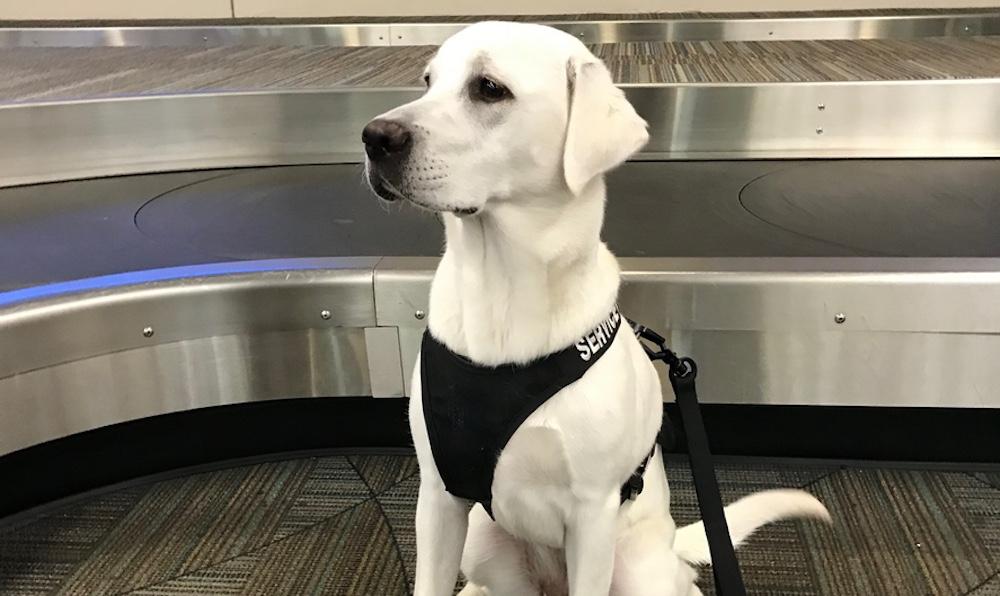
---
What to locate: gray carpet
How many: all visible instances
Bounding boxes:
[1,454,998,595]
[3,35,1000,103]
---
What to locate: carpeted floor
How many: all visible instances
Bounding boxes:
[4,35,1000,104]
[3,8,997,26]
[0,453,997,595]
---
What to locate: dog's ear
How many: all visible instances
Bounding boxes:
[563,57,649,195]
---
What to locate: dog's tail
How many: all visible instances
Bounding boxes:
[673,489,831,566]
[457,582,489,596]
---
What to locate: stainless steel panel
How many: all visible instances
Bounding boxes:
[365,326,406,398]
[374,257,436,396]
[664,330,1000,408]
[0,258,380,456]
[0,258,379,380]
[631,80,1000,160]
[3,13,999,48]
[0,89,421,188]
[391,14,1000,45]
[619,257,1000,334]
[4,81,1000,188]
[546,14,1000,44]
[0,24,391,48]
[372,257,1000,408]
[0,327,370,456]
[6,254,1000,456]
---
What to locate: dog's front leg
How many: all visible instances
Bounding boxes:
[414,478,469,596]
[566,492,619,596]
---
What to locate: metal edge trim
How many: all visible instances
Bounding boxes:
[0,256,380,309]
[0,86,412,109]
[2,12,1000,47]
[7,74,1000,109]
[372,255,1000,330]
[0,257,381,380]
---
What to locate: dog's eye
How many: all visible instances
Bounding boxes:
[473,76,512,103]
[423,73,431,87]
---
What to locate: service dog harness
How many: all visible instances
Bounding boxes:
[421,308,656,518]
[420,309,749,595]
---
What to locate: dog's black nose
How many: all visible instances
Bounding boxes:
[362,119,412,162]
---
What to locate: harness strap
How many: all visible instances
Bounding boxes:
[633,324,748,596]
[620,439,657,504]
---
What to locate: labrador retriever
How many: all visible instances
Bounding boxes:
[362,21,830,596]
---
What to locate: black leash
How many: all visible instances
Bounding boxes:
[633,323,748,596]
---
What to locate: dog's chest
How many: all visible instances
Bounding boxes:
[487,338,663,546]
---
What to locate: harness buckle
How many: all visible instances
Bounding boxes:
[630,321,697,380]
[624,473,644,501]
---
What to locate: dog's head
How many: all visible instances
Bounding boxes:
[362,21,648,215]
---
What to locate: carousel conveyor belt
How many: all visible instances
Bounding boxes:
[3,158,1000,291]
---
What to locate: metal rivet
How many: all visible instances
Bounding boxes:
[818,103,826,111]
[142,326,155,338]
[834,313,847,324]
[816,127,824,135]
[202,36,208,42]
[414,310,426,320]
[320,309,332,320]
[964,25,971,32]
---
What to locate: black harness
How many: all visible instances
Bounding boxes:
[421,308,655,517]
[420,313,748,596]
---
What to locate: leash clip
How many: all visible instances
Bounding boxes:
[630,321,697,380]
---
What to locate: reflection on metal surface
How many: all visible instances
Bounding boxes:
[365,326,405,398]
[5,255,1000,455]
[373,257,1000,409]
[2,13,1000,48]
[0,258,379,456]
[5,80,1000,188]
[392,14,1000,45]
[0,89,421,188]
[1,328,370,456]
[0,24,391,48]
[0,258,378,379]
[374,258,436,396]
[631,80,1000,160]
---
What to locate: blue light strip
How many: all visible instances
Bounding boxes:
[0,258,371,309]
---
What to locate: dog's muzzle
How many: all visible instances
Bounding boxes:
[363,118,412,202]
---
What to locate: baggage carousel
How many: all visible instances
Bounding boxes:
[2,14,1000,595]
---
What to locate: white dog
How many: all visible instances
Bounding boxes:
[363,21,830,596]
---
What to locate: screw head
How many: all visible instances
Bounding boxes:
[142,326,154,338]
[414,310,426,320]
[320,309,332,320]
[834,313,847,325]
[818,103,826,111]
[816,127,825,135]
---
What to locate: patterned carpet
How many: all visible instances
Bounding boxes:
[4,35,1000,104]
[2,7,997,25]
[1,453,997,595]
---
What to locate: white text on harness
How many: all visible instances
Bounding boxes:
[575,309,622,361]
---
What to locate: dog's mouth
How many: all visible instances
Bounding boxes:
[369,174,480,217]
[370,176,406,203]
